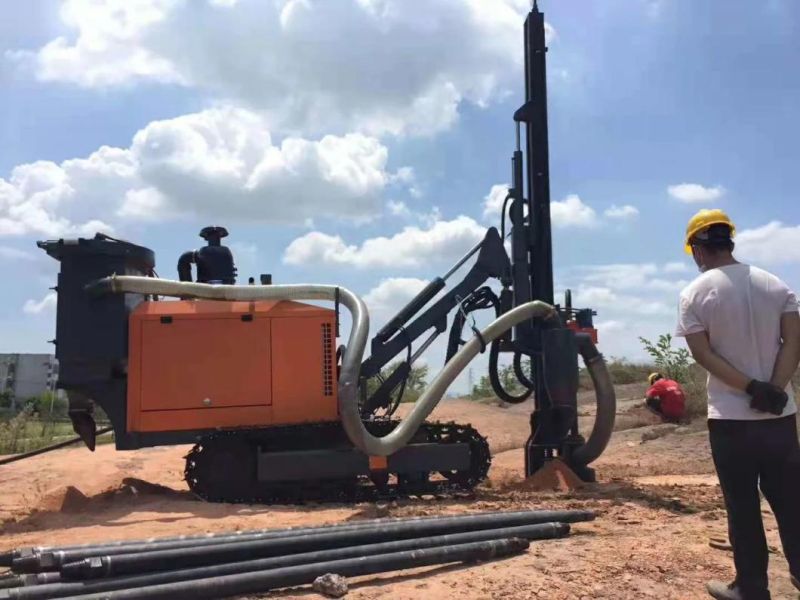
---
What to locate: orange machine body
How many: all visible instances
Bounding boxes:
[126,299,338,434]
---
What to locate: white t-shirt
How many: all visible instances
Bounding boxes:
[675,263,799,420]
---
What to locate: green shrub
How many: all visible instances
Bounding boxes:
[364,362,429,406]
[639,333,692,383]
[22,392,69,418]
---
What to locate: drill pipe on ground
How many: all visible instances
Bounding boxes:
[49,538,530,600]
[59,510,593,580]
[0,524,568,600]
[3,509,510,568]
[6,508,593,573]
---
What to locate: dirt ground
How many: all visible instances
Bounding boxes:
[1,384,798,599]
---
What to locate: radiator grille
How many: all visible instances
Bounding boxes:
[321,323,334,396]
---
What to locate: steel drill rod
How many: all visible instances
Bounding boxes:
[7,508,593,573]
[0,524,566,599]
[0,572,63,598]
[59,510,592,580]
[53,538,530,600]
[0,577,24,591]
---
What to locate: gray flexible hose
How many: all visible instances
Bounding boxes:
[96,276,613,463]
[572,353,616,465]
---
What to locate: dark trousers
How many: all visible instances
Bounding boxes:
[645,396,680,423]
[709,415,800,593]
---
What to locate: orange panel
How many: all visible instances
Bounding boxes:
[139,317,271,411]
[127,299,338,433]
[270,317,339,424]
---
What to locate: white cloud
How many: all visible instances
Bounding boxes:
[386,201,441,226]
[574,262,689,294]
[484,187,601,228]
[667,183,725,203]
[551,194,598,228]
[364,277,429,314]
[736,221,800,265]
[9,0,543,137]
[0,107,399,236]
[560,260,696,361]
[23,293,57,315]
[283,215,486,269]
[482,184,509,220]
[604,204,639,220]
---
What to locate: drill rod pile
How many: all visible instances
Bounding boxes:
[0,508,594,599]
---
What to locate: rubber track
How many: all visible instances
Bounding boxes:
[184,421,491,504]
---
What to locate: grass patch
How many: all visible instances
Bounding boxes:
[0,408,113,455]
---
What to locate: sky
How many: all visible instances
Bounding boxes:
[1,0,799,393]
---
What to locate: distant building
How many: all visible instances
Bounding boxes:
[0,354,58,407]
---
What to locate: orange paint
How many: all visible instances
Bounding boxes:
[369,456,388,471]
[127,299,338,433]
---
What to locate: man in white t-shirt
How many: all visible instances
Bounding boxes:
[675,209,800,600]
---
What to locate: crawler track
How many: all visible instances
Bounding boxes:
[184,421,491,504]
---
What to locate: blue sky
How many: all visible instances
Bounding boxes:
[1,0,798,390]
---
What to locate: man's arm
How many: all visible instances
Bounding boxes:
[684,331,751,392]
[770,311,800,390]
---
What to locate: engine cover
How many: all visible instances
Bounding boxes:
[126,300,338,433]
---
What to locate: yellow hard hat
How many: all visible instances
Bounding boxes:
[648,372,663,386]
[684,208,736,254]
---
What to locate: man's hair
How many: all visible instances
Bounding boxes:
[692,223,734,254]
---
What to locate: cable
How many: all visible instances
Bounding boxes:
[488,341,532,404]
[499,192,512,241]
[446,287,532,403]
[513,351,535,389]
[384,330,413,417]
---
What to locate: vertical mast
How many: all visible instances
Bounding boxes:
[524,2,554,305]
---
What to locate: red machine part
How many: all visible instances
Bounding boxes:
[566,320,598,345]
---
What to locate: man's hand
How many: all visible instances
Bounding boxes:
[746,380,789,415]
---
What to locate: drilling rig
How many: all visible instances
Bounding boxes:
[31,2,616,503]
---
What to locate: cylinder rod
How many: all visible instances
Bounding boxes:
[52,538,530,600]
[59,510,592,580]
[10,509,592,574]
[1,524,566,600]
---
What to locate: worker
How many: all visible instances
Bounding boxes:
[644,372,686,423]
[674,209,800,600]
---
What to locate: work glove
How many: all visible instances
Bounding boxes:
[746,380,788,416]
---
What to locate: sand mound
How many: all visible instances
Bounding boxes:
[513,459,585,492]
[37,486,90,513]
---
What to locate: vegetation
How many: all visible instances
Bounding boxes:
[639,334,692,383]
[601,360,653,386]
[0,393,111,455]
[470,361,531,400]
[364,362,429,404]
[0,406,77,455]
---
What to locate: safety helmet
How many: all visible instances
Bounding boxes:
[684,208,736,254]
[648,372,663,386]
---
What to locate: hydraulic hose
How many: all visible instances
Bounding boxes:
[91,276,556,457]
[571,334,616,466]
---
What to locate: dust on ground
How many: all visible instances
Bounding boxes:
[0,384,797,600]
